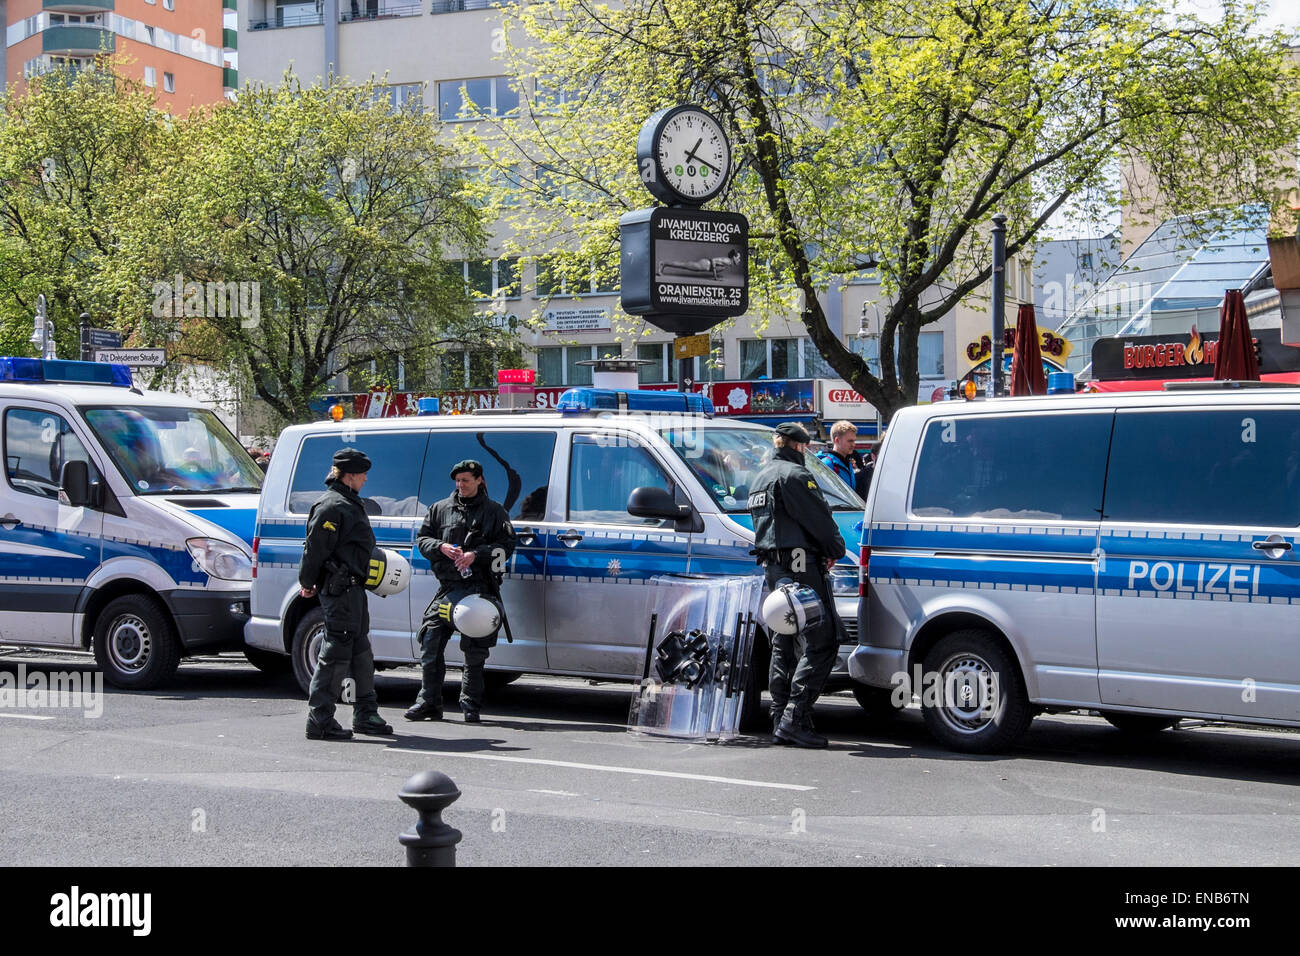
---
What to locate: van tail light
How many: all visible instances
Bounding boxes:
[859,545,870,596]
[251,536,259,579]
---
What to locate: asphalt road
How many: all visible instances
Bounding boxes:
[3,647,1300,867]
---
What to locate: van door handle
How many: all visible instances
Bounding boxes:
[0,513,19,529]
[557,532,584,544]
[516,531,537,546]
[1252,536,1292,552]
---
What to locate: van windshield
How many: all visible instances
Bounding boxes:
[657,425,863,512]
[82,406,264,495]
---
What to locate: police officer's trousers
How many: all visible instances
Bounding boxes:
[415,584,497,715]
[764,564,842,726]
[307,586,380,727]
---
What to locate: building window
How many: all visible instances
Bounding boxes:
[163,72,175,92]
[375,82,423,113]
[741,337,868,380]
[636,341,725,384]
[535,344,622,387]
[535,259,617,297]
[438,77,520,122]
[143,66,156,87]
[450,257,520,299]
[163,0,174,9]
[849,330,945,379]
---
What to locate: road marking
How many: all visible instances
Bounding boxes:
[528,789,581,797]
[0,713,55,720]
[388,749,816,791]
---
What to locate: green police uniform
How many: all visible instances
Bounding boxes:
[300,449,390,739]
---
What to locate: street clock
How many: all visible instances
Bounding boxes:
[637,105,731,206]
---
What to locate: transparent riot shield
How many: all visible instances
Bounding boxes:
[628,574,762,741]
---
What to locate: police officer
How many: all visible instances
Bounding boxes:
[300,448,394,740]
[748,422,847,748]
[404,459,516,724]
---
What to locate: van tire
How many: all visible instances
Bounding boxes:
[291,607,326,696]
[93,595,181,690]
[1103,712,1179,734]
[920,629,1032,753]
[243,645,292,676]
[852,684,900,722]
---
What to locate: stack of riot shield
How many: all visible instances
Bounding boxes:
[627,574,762,741]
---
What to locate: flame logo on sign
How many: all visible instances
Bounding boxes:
[1186,326,1203,364]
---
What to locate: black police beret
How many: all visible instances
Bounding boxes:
[775,422,811,443]
[333,448,372,474]
[449,459,483,479]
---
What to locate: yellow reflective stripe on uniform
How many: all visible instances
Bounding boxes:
[366,557,384,587]
[323,521,337,531]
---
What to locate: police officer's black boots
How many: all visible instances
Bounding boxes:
[353,713,394,736]
[775,710,829,749]
[404,701,444,721]
[305,719,353,741]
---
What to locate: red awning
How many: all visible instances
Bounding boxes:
[1088,372,1300,392]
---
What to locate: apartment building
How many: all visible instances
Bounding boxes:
[2,0,239,109]
[239,0,1030,397]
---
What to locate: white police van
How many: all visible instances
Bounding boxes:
[851,386,1300,752]
[0,357,263,688]
[246,387,864,725]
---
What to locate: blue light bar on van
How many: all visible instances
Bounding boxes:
[556,387,715,415]
[0,357,132,387]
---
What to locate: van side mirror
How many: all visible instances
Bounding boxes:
[627,486,702,534]
[60,460,91,508]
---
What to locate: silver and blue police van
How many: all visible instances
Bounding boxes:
[0,357,263,688]
[851,386,1300,752]
[246,387,864,726]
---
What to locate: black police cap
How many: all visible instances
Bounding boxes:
[449,459,483,479]
[775,422,811,443]
[333,448,372,474]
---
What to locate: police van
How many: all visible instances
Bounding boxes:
[246,387,864,724]
[0,357,264,688]
[851,387,1300,752]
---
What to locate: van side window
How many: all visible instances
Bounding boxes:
[911,414,1111,521]
[288,433,429,516]
[417,431,557,519]
[1105,410,1300,527]
[4,408,98,500]
[568,434,675,526]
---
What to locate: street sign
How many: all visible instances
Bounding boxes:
[86,328,123,349]
[94,348,165,367]
[673,334,710,360]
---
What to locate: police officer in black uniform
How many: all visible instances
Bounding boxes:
[748,422,847,748]
[404,459,516,724]
[300,448,394,740]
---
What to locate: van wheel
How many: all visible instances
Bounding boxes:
[291,607,326,696]
[920,629,1032,753]
[484,671,521,691]
[852,684,900,722]
[243,645,291,676]
[93,595,181,690]
[1103,713,1179,734]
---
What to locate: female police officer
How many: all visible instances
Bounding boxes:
[299,448,394,740]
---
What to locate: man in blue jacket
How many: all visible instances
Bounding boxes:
[816,420,872,498]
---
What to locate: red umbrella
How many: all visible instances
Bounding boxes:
[1010,303,1047,396]
[1213,289,1260,381]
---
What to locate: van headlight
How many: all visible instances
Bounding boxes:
[186,537,253,582]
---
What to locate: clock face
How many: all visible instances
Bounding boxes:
[655,108,730,204]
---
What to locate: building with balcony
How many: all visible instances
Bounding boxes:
[3,0,234,110]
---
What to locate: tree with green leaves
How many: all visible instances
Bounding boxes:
[472,0,1300,420]
[0,65,169,357]
[130,75,498,423]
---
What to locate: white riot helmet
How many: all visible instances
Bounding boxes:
[365,548,411,598]
[453,594,501,638]
[761,580,824,635]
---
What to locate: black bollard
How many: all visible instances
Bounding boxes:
[398,770,463,867]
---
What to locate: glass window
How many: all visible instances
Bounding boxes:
[163,72,175,93]
[566,347,594,386]
[568,434,675,525]
[495,257,520,298]
[288,433,428,516]
[912,413,1112,520]
[771,339,798,378]
[801,339,837,378]
[536,347,563,386]
[918,330,945,377]
[82,406,262,496]
[638,343,667,384]
[493,76,519,116]
[4,409,99,500]
[740,339,768,379]
[439,78,490,121]
[417,430,556,519]
[1105,410,1300,527]
[466,259,493,297]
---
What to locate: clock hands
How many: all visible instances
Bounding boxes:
[683,138,720,176]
